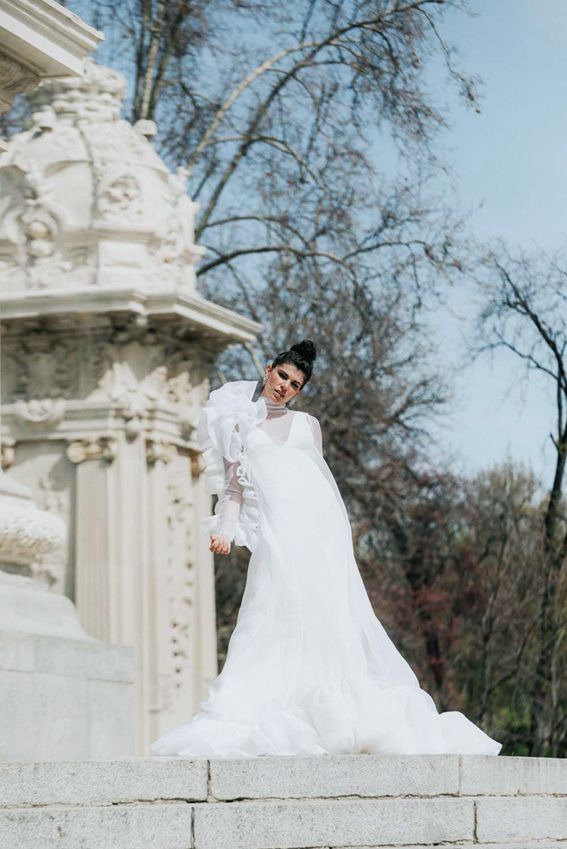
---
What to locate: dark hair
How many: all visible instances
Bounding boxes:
[271,339,317,386]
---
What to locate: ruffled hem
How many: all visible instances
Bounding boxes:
[197,380,266,551]
[150,672,502,759]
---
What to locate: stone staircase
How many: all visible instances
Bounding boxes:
[1,754,566,848]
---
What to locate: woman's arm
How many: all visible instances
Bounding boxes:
[210,458,243,555]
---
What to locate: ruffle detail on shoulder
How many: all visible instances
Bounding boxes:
[197,380,267,551]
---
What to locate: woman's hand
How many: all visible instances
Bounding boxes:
[210,534,232,555]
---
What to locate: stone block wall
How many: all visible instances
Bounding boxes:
[1,754,566,848]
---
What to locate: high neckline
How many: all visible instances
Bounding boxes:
[260,393,289,416]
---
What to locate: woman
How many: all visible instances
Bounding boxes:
[151,340,502,758]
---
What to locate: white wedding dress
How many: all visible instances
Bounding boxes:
[150,379,502,758]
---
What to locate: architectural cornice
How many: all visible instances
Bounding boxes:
[0,286,262,344]
[0,0,102,77]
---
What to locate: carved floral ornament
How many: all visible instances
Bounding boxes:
[66,437,117,465]
[3,326,203,406]
[97,170,142,221]
[21,205,58,260]
[146,439,177,465]
[0,495,66,566]
[0,155,71,287]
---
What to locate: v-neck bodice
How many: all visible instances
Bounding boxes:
[248,409,304,448]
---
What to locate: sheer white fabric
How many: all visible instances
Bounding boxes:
[151,380,502,759]
[215,397,322,540]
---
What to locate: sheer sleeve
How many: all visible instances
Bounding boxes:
[197,379,265,551]
[307,414,323,456]
[214,457,244,541]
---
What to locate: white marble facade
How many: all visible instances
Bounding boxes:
[0,58,261,753]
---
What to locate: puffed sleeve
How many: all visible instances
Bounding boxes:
[197,380,266,552]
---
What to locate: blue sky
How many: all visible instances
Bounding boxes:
[425,0,567,484]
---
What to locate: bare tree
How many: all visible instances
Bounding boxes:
[67,0,476,304]
[357,458,550,753]
[460,465,544,749]
[476,248,567,756]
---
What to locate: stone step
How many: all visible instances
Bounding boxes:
[0,754,566,849]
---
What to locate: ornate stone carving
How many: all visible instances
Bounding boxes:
[13,398,66,426]
[146,439,177,466]
[32,473,68,589]
[66,437,117,464]
[30,105,57,132]
[134,119,157,140]
[2,334,79,401]
[1,439,16,471]
[0,60,205,294]
[190,452,204,478]
[36,473,68,516]
[0,54,40,111]
[28,60,125,122]
[97,171,142,221]
[21,204,58,261]
[88,334,203,428]
[2,325,208,455]
[0,485,65,568]
[164,458,195,696]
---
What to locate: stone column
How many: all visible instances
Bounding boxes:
[66,436,118,640]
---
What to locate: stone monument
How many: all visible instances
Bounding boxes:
[0,59,261,754]
[0,0,138,762]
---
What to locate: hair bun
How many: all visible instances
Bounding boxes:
[290,339,317,364]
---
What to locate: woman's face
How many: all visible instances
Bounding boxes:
[262,362,305,405]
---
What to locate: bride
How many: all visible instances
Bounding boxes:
[151,340,502,758]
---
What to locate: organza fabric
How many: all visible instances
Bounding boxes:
[150,379,502,758]
[214,393,323,540]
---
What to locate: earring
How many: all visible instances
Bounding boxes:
[287,397,296,408]
[262,373,267,385]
